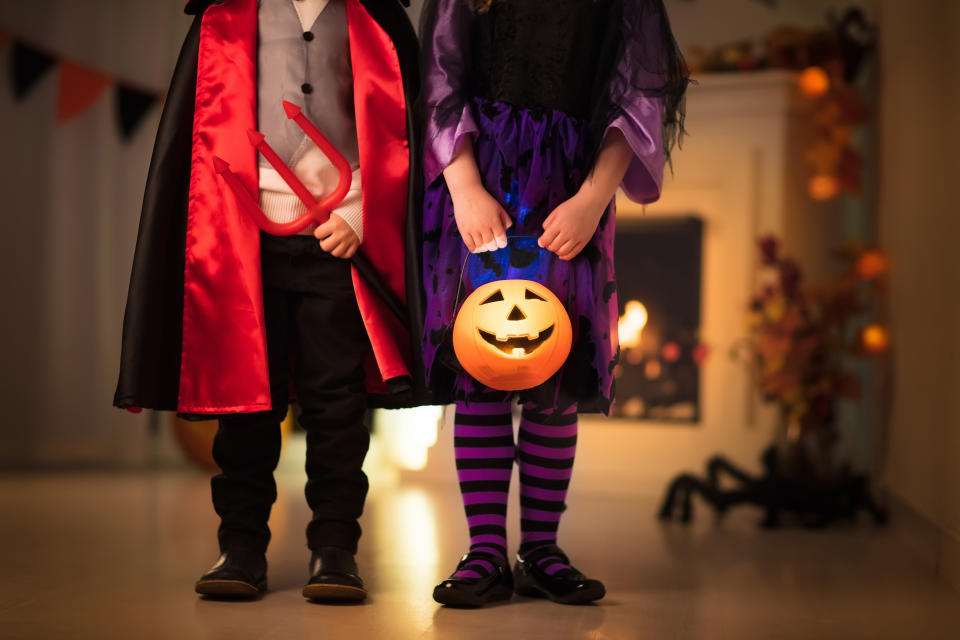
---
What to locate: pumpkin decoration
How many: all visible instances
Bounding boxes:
[453,279,572,391]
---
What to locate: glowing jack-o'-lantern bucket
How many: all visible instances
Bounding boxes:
[452,279,573,391]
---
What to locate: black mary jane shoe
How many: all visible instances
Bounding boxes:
[302,546,367,603]
[194,549,268,599]
[513,545,605,605]
[432,551,514,608]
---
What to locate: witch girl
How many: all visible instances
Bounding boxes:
[419,0,688,606]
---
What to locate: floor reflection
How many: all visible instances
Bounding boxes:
[375,486,440,604]
[1,429,959,639]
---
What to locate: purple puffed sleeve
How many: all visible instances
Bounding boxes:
[605,0,688,204]
[609,99,665,205]
[422,0,477,186]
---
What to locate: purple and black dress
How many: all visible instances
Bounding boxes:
[420,0,688,414]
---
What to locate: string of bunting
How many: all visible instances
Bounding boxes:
[0,26,163,140]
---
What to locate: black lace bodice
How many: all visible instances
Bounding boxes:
[468,0,617,118]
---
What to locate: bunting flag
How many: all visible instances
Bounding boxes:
[115,84,159,140]
[57,61,113,123]
[2,26,164,140]
[12,42,56,99]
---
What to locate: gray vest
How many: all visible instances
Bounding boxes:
[257,0,360,168]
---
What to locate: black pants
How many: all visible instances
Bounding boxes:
[211,235,370,555]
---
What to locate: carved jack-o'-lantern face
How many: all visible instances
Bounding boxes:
[453,279,572,391]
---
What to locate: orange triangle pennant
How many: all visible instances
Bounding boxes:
[57,60,113,123]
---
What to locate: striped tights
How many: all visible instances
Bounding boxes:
[452,399,577,579]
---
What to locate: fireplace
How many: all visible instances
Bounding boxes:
[612,217,704,421]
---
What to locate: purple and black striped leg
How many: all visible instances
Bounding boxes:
[451,399,515,578]
[433,400,516,607]
[512,403,605,603]
[517,403,578,575]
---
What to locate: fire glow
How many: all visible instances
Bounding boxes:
[618,300,649,349]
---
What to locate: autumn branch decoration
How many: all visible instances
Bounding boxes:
[685,8,876,202]
[734,235,889,438]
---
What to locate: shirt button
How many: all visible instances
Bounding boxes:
[301,83,313,94]
[303,31,314,42]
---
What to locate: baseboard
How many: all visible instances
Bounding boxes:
[887,489,960,593]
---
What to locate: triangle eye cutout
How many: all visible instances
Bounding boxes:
[525,289,546,301]
[481,290,505,305]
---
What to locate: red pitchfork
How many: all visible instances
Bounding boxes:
[213,100,408,328]
[214,100,352,235]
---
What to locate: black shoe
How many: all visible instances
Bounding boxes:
[513,545,605,604]
[433,551,514,608]
[194,549,267,599]
[302,547,367,602]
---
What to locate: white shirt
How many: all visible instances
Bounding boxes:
[291,0,330,30]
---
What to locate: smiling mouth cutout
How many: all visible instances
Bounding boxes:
[478,326,555,356]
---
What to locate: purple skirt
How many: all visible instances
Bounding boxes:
[422,97,619,414]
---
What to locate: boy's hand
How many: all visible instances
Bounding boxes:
[450,182,513,253]
[538,191,606,261]
[314,213,360,259]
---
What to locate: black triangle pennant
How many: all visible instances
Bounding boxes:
[115,83,159,140]
[11,41,56,99]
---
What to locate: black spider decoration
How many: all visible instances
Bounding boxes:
[658,446,888,528]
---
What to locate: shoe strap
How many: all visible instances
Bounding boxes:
[519,543,570,567]
[456,550,507,574]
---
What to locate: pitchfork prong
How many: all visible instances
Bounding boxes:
[246,128,319,212]
[213,154,314,236]
[282,101,353,214]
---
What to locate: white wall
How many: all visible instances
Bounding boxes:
[664,0,876,52]
[875,0,960,585]
[0,0,192,466]
[408,0,874,45]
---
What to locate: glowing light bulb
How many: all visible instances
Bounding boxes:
[809,174,840,201]
[799,66,830,98]
[860,324,891,356]
[644,360,662,380]
[856,249,890,280]
[661,341,681,363]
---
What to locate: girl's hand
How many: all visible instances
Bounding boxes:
[539,127,634,261]
[314,213,360,259]
[538,190,607,261]
[450,182,513,253]
[442,136,512,253]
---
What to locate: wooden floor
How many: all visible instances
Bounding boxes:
[1,436,958,640]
